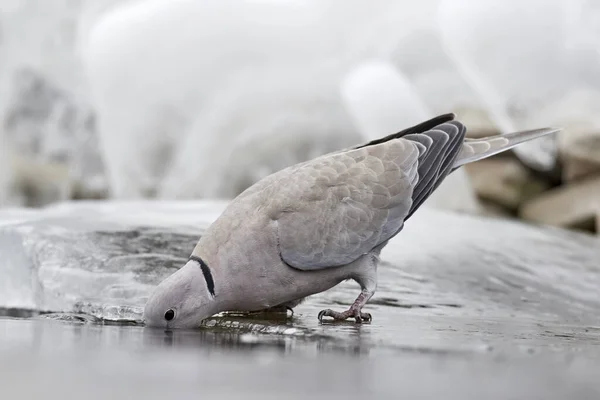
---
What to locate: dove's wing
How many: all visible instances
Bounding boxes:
[270,119,466,271]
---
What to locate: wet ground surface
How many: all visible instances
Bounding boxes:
[1,313,600,399]
[0,200,600,398]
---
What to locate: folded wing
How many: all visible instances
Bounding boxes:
[273,115,466,270]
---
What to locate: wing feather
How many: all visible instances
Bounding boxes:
[267,114,467,271]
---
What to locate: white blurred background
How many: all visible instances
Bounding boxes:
[1,0,599,231]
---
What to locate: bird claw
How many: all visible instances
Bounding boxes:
[318,308,372,324]
[358,312,372,323]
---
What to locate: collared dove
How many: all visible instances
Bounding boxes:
[143,113,560,328]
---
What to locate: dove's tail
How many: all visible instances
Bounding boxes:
[452,127,561,169]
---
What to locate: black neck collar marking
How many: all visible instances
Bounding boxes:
[189,255,215,297]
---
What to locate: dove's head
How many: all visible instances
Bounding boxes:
[143,256,218,329]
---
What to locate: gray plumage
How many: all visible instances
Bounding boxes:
[143,113,560,328]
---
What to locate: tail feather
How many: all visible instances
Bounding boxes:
[453,127,561,169]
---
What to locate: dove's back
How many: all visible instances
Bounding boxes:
[200,114,559,272]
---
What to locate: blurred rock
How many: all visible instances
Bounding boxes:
[535,89,600,183]
[557,124,600,183]
[478,200,513,219]
[0,0,111,206]
[71,175,109,200]
[11,154,73,208]
[0,138,74,208]
[562,154,600,183]
[0,144,20,207]
[454,106,501,138]
[519,175,600,232]
[2,67,107,205]
[465,157,550,212]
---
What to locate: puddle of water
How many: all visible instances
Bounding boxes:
[1,316,600,399]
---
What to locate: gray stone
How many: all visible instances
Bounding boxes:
[562,154,600,183]
[464,157,549,211]
[453,106,502,138]
[2,68,106,206]
[519,175,600,232]
[540,91,600,182]
[557,125,600,182]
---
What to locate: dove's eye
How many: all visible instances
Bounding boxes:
[164,309,175,321]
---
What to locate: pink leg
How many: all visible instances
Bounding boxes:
[318,288,375,323]
[318,255,378,324]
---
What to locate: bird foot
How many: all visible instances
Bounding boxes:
[318,308,372,324]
